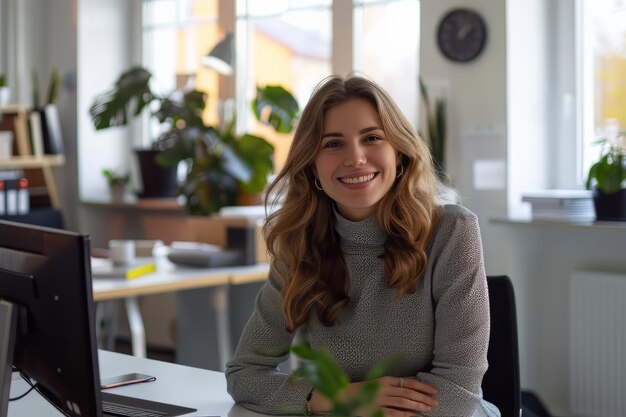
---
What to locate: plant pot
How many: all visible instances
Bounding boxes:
[135,149,178,198]
[592,188,626,221]
[109,183,130,203]
[0,87,10,106]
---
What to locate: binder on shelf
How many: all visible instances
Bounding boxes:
[91,258,157,280]
[0,177,29,215]
[39,105,64,155]
[28,110,44,156]
[0,180,4,215]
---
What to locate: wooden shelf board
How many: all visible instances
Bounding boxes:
[0,154,65,169]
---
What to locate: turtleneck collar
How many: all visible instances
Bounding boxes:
[333,208,387,252]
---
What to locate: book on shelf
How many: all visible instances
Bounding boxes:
[28,110,44,156]
[522,189,595,222]
[39,105,64,155]
[91,257,157,280]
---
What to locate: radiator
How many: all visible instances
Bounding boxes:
[569,271,626,417]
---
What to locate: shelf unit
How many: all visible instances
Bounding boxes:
[0,154,65,208]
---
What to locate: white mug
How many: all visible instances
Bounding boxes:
[109,240,136,266]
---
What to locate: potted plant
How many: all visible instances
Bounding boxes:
[585,131,626,221]
[90,67,177,198]
[102,168,131,202]
[419,77,447,182]
[89,67,299,212]
[0,74,9,106]
[32,69,65,155]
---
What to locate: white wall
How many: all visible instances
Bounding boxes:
[419,0,508,247]
[77,0,138,203]
[506,0,550,219]
[13,0,79,230]
[421,0,553,413]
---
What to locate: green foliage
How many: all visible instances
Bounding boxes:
[89,67,154,130]
[419,78,446,181]
[291,345,396,417]
[102,168,130,186]
[0,74,6,87]
[46,69,60,105]
[586,134,626,194]
[31,68,62,108]
[252,85,300,133]
[32,71,40,109]
[89,67,299,216]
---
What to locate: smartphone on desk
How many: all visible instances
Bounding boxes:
[100,373,156,389]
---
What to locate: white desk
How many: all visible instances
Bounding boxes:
[92,258,269,366]
[8,350,270,417]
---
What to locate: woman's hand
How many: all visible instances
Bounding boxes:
[310,376,439,417]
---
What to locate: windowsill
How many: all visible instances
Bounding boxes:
[81,197,185,212]
[491,216,626,232]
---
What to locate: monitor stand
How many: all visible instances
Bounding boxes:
[0,300,17,417]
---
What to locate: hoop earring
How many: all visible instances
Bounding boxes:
[396,164,404,178]
[314,177,323,191]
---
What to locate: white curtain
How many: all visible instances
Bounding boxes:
[0,0,27,105]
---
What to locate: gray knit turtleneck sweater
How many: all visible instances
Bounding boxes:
[225,204,500,417]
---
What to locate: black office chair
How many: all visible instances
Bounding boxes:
[482,275,522,417]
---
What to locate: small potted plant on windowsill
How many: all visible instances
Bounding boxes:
[0,74,9,106]
[102,168,131,203]
[585,131,626,221]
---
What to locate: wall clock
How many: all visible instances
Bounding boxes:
[436,8,487,63]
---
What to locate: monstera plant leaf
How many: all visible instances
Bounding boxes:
[155,90,206,128]
[89,67,155,130]
[234,133,275,194]
[252,85,299,134]
[154,126,208,167]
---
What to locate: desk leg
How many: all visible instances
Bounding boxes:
[125,297,146,358]
[212,285,231,371]
[95,301,119,351]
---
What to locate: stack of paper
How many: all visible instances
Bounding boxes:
[91,257,157,280]
[522,190,595,222]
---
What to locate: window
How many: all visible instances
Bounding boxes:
[579,0,626,181]
[354,0,420,127]
[236,0,332,168]
[142,0,421,168]
[142,0,222,146]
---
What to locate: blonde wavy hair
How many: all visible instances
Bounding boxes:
[264,73,444,332]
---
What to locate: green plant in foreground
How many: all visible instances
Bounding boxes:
[291,345,397,417]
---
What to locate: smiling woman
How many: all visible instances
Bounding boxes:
[226,73,501,417]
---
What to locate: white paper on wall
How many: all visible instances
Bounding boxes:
[473,159,506,190]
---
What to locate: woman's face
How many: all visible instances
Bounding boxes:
[314,98,399,221]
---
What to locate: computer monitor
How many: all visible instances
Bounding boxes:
[0,220,102,417]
